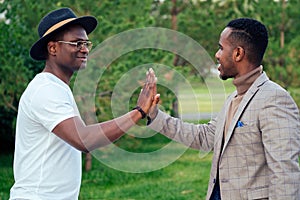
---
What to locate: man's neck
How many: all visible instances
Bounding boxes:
[233,65,263,95]
[43,63,73,85]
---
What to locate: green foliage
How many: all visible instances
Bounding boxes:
[1,0,300,153]
[0,0,42,151]
[0,154,14,199]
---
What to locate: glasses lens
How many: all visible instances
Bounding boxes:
[77,41,93,50]
[86,42,93,50]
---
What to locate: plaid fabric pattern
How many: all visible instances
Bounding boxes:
[149,72,300,199]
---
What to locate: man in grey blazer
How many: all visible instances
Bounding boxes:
[148,18,300,199]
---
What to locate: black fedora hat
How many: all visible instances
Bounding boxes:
[30,7,98,61]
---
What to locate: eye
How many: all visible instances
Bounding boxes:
[75,41,93,51]
[218,44,223,50]
[76,41,84,48]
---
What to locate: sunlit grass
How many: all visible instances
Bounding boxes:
[79,145,212,200]
[178,78,235,114]
[0,130,213,200]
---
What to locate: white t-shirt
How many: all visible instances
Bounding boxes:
[10,73,82,200]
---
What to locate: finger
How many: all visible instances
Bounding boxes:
[142,71,152,93]
[153,77,157,95]
[148,68,156,88]
[149,70,157,101]
[153,94,160,105]
[144,70,152,89]
[150,68,156,84]
[146,69,152,83]
[141,68,156,99]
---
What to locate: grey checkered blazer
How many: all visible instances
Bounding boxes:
[149,72,300,199]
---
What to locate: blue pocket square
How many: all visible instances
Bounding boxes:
[236,121,244,127]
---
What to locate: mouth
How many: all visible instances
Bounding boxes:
[77,57,87,62]
[217,63,221,71]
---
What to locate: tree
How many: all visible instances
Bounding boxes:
[1,0,299,156]
[0,1,48,152]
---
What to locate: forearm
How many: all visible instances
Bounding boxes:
[148,110,215,151]
[54,68,157,152]
[53,109,143,153]
[81,110,142,151]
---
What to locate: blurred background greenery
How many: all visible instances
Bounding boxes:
[1,0,299,199]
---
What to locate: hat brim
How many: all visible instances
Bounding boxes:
[30,16,97,61]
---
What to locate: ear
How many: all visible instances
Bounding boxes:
[47,41,57,56]
[233,46,245,62]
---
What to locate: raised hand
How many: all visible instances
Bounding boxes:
[136,68,158,115]
[148,69,160,120]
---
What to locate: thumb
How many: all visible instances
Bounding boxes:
[153,94,160,105]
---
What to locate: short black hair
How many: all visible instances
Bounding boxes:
[226,18,268,66]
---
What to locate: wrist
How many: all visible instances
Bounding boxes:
[147,107,159,125]
[132,106,146,119]
[148,108,158,120]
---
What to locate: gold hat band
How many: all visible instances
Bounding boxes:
[43,18,76,37]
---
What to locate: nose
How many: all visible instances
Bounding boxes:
[215,49,220,60]
[80,44,89,53]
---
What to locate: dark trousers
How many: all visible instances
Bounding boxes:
[210,179,221,200]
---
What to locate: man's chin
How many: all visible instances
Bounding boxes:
[219,74,229,81]
[78,63,87,70]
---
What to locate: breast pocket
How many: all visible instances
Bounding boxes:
[222,121,268,183]
[233,122,260,140]
[230,122,264,155]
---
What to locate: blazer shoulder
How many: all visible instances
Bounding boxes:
[256,73,288,94]
[258,79,299,112]
[260,79,289,94]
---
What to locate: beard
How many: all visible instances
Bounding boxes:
[217,63,235,80]
[219,74,230,80]
[218,66,232,80]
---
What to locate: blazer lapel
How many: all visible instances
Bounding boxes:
[221,72,269,154]
[214,94,234,156]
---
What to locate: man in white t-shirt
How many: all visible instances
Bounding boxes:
[10,8,158,200]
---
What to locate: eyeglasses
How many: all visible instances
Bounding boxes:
[57,41,93,51]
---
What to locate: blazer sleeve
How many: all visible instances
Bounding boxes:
[148,109,216,151]
[259,85,300,198]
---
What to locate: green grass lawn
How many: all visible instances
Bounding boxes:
[178,78,235,114]
[79,142,212,200]
[0,134,213,200]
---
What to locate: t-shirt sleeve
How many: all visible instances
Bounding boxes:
[30,83,79,132]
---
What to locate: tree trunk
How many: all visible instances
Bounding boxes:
[171,0,179,66]
[85,152,92,172]
[280,0,286,49]
[83,110,95,172]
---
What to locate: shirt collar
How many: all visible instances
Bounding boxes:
[233,65,263,95]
